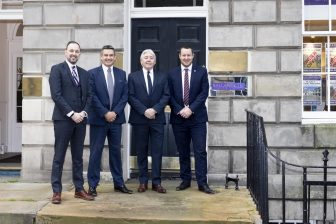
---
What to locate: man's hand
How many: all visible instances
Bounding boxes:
[71,112,84,123]
[104,111,117,123]
[178,106,193,119]
[144,108,156,119]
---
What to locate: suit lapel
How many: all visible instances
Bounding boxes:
[189,66,198,97]
[63,62,77,87]
[175,67,183,100]
[112,67,120,97]
[99,66,109,96]
[137,70,148,94]
[152,71,158,94]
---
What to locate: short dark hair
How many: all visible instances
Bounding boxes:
[101,45,115,51]
[66,41,80,50]
[179,46,194,54]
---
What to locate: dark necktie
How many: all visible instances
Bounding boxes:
[183,68,189,106]
[147,70,153,95]
[71,66,79,86]
[107,67,114,109]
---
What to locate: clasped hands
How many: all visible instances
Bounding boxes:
[144,108,156,119]
[105,111,117,123]
[178,106,192,119]
[71,111,86,123]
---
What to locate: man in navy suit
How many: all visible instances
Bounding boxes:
[128,49,170,193]
[49,41,94,204]
[168,46,215,194]
[87,45,132,196]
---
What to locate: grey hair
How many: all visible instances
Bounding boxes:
[140,49,156,61]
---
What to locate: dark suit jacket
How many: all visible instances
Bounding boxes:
[88,65,128,125]
[49,61,92,121]
[128,70,170,124]
[168,65,209,124]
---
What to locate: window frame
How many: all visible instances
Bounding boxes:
[302,0,336,124]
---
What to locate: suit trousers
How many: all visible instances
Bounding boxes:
[132,124,164,185]
[172,121,207,186]
[88,123,123,188]
[51,120,86,193]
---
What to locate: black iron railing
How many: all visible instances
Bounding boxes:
[246,110,336,224]
[246,110,269,223]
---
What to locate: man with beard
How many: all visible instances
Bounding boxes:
[49,41,94,204]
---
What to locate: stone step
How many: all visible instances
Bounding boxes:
[36,181,261,224]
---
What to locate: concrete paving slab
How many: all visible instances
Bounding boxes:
[0,182,71,224]
[36,181,261,224]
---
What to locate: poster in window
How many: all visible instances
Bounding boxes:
[329,43,336,72]
[303,75,322,105]
[303,43,322,73]
[330,75,336,105]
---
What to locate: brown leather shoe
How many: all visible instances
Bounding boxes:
[74,190,94,201]
[137,183,148,193]
[51,192,61,204]
[152,184,167,193]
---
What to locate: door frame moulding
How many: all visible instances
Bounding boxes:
[0,10,22,20]
[124,1,209,179]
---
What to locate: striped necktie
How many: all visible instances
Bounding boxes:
[71,66,79,86]
[183,68,189,106]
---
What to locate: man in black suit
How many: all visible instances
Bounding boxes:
[168,46,215,194]
[128,49,170,193]
[49,41,94,204]
[87,45,132,196]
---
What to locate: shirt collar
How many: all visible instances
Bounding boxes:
[181,64,192,72]
[102,64,113,73]
[142,67,153,75]
[65,60,76,70]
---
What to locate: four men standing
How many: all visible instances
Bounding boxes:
[49,43,213,204]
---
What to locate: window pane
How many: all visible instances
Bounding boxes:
[303,37,326,112]
[17,57,22,123]
[304,0,330,31]
[135,0,142,7]
[329,36,336,110]
[303,74,325,111]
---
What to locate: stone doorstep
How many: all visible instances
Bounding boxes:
[36,182,261,224]
[0,181,260,224]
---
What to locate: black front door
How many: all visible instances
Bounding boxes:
[130,18,206,171]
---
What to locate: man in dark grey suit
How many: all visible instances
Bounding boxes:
[49,41,94,204]
[128,49,170,193]
[87,45,132,196]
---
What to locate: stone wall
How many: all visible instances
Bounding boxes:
[207,0,336,221]
[21,0,125,182]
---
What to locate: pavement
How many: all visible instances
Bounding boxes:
[0,178,261,224]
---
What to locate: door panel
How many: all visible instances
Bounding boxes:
[131,18,205,170]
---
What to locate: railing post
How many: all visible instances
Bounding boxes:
[282,161,286,224]
[303,167,308,223]
[322,149,329,224]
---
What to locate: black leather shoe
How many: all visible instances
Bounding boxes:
[114,185,133,194]
[198,184,215,194]
[176,181,191,191]
[88,186,97,197]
